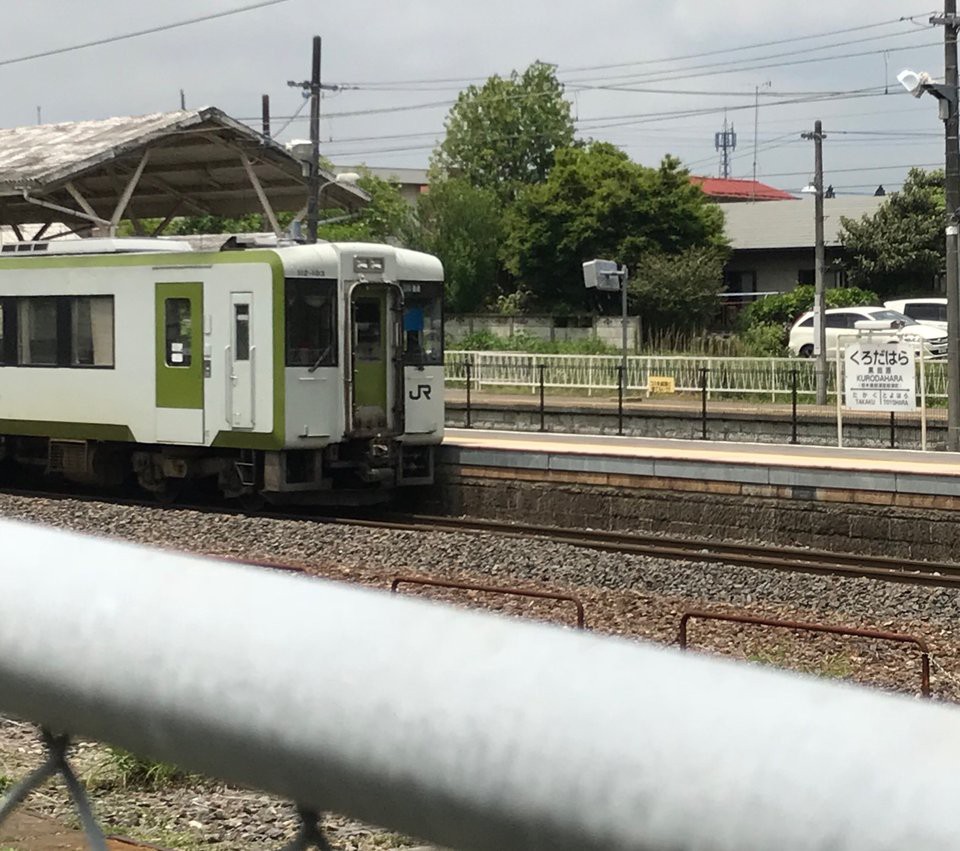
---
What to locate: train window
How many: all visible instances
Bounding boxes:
[18,297,59,365]
[401,281,443,366]
[164,298,192,367]
[0,298,13,365]
[285,278,336,368]
[354,299,382,362]
[71,296,114,366]
[234,303,250,361]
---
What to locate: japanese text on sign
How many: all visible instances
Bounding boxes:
[843,341,917,412]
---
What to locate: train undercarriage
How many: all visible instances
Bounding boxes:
[0,436,434,507]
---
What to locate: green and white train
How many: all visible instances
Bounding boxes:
[0,237,444,504]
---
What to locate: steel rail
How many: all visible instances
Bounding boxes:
[6,518,960,851]
[314,512,960,588]
[3,485,960,587]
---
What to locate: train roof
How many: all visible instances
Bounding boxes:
[0,236,444,280]
[0,238,192,256]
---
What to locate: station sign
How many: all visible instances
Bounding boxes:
[843,341,917,411]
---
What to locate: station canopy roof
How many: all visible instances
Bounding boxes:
[0,107,368,236]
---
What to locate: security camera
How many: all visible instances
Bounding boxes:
[897,69,931,98]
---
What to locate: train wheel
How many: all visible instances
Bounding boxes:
[151,479,183,505]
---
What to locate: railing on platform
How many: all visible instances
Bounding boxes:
[445,350,950,401]
[446,351,949,449]
[3,519,960,850]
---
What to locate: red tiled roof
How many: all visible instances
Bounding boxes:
[689,176,796,201]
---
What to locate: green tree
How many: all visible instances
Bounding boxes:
[406,178,502,313]
[163,169,409,243]
[431,61,576,204]
[317,171,410,242]
[839,168,945,296]
[629,246,727,333]
[500,142,726,313]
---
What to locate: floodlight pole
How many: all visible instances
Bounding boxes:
[621,266,629,393]
[937,2,960,451]
[802,120,828,405]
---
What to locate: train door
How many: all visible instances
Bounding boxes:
[228,292,254,429]
[155,282,204,443]
[349,284,400,435]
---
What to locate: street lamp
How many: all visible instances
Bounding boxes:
[899,63,960,450]
[284,162,360,241]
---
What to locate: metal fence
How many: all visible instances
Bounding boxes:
[446,350,950,401]
[446,351,949,449]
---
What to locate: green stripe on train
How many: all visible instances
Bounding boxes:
[0,420,135,441]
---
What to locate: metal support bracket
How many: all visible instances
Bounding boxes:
[0,728,109,850]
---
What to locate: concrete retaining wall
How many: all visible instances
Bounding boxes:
[422,461,960,563]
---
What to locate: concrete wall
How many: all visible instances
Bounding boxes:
[423,455,960,562]
[446,314,641,350]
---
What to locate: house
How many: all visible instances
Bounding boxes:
[690,176,796,203]
[720,196,887,296]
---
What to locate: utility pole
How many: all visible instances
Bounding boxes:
[751,81,770,200]
[306,36,322,245]
[933,3,960,451]
[288,36,340,245]
[802,120,828,405]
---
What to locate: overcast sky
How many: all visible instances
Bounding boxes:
[0,0,950,195]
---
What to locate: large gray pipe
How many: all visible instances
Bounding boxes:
[0,517,958,850]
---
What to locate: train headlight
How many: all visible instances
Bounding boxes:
[354,256,384,273]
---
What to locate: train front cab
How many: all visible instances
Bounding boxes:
[269,246,443,503]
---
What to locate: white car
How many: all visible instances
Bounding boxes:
[883,298,947,330]
[788,306,948,359]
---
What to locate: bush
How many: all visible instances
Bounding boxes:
[739,285,878,331]
[449,330,619,354]
[740,323,789,357]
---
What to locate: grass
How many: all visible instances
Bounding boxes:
[747,643,854,681]
[91,747,191,790]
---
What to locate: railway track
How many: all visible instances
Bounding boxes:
[302,512,960,589]
[3,485,960,588]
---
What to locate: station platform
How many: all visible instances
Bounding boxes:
[441,428,960,500]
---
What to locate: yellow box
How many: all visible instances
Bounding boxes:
[649,376,676,394]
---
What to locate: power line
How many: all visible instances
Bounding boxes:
[567,39,940,89]
[340,13,934,87]
[0,0,293,69]
[562,27,933,88]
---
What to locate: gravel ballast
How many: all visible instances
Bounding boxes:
[2,493,960,850]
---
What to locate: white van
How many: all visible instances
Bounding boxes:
[883,298,947,330]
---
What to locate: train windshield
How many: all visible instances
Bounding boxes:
[401,281,443,366]
[285,278,337,368]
